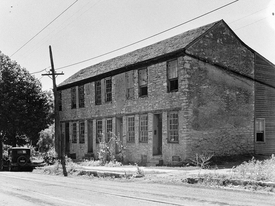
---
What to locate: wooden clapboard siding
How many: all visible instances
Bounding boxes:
[254,53,275,154]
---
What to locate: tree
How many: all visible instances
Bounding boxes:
[0,51,54,147]
[37,125,55,153]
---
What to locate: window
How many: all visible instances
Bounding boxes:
[79,121,85,144]
[106,119,112,142]
[168,111,179,143]
[167,59,178,92]
[78,85,85,108]
[71,87,76,109]
[96,120,102,143]
[58,91,62,111]
[127,116,135,143]
[105,77,112,103]
[139,114,148,143]
[125,70,134,99]
[138,68,148,97]
[72,122,77,143]
[255,118,265,142]
[95,80,101,105]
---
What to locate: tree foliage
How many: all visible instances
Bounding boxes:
[0,51,53,146]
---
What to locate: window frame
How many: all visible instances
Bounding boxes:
[95,80,102,105]
[72,122,77,143]
[58,91,62,111]
[139,114,148,143]
[79,121,85,144]
[167,111,179,143]
[78,85,85,108]
[255,118,265,143]
[127,116,135,143]
[106,118,112,142]
[96,119,103,143]
[71,87,76,109]
[167,59,179,93]
[125,70,134,100]
[138,68,148,97]
[105,77,112,103]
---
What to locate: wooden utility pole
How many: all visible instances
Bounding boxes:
[42,45,67,176]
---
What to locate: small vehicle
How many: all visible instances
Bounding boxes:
[6,147,33,171]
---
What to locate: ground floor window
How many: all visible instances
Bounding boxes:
[139,114,148,143]
[96,120,102,143]
[72,122,77,143]
[255,118,265,142]
[79,121,85,144]
[106,119,112,142]
[168,111,179,143]
[127,116,135,143]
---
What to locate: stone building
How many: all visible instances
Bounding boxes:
[57,20,275,165]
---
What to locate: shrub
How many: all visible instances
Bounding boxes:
[189,153,214,168]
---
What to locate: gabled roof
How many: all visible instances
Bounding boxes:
[58,20,223,89]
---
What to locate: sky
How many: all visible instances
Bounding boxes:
[0,0,275,91]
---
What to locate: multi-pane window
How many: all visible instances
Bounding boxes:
[127,116,135,143]
[167,59,178,92]
[255,118,265,142]
[96,120,102,143]
[78,85,85,108]
[71,87,76,109]
[79,121,85,144]
[105,77,112,103]
[168,111,179,143]
[58,91,62,111]
[138,68,148,97]
[125,70,134,99]
[72,122,77,143]
[139,114,148,143]
[95,80,101,105]
[106,119,112,142]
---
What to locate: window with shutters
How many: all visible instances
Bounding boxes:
[79,121,85,144]
[139,114,148,143]
[71,87,76,109]
[78,85,85,108]
[127,116,135,143]
[95,80,101,105]
[255,118,265,142]
[167,59,178,92]
[138,68,148,97]
[105,77,112,103]
[125,70,134,99]
[96,120,102,143]
[168,111,179,143]
[72,122,77,143]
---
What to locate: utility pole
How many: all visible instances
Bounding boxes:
[42,45,67,176]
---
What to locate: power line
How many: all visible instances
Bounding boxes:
[55,0,239,70]
[11,0,79,57]
[30,66,50,75]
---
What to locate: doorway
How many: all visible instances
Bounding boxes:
[65,122,70,155]
[153,114,162,156]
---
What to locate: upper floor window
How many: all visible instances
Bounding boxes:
[58,91,62,111]
[167,59,178,92]
[106,118,112,142]
[71,87,76,109]
[138,68,148,97]
[125,70,134,99]
[127,116,135,143]
[95,80,101,105]
[78,85,85,108]
[255,118,265,142]
[72,122,77,143]
[139,114,148,143]
[79,121,85,144]
[168,111,179,143]
[96,120,102,143]
[105,77,112,103]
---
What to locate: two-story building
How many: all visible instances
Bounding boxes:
[57,19,275,165]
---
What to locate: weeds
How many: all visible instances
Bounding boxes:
[189,153,214,168]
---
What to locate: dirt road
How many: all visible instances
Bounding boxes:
[0,172,274,206]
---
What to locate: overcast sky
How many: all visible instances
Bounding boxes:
[0,0,274,91]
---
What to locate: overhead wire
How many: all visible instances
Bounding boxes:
[55,0,239,70]
[11,0,79,57]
